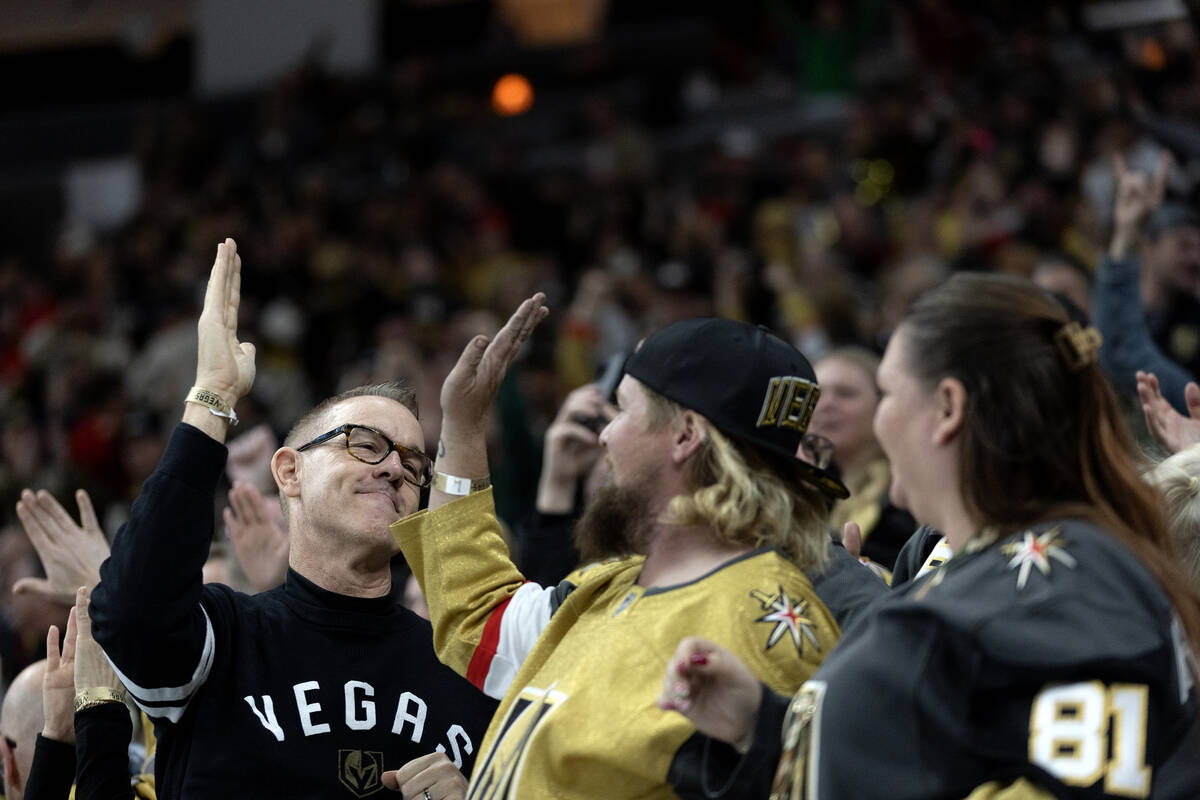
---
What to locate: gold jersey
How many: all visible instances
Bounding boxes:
[393,490,840,800]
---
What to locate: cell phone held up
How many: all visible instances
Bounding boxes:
[571,352,626,434]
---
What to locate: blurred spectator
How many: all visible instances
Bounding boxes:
[1096,152,1199,412]
[809,347,915,569]
[0,659,47,800]
[1032,252,1093,318]
[6,5,1200,682]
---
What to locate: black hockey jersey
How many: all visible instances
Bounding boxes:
[778,519,1200,799]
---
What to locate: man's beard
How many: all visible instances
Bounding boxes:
[572,480,655,564]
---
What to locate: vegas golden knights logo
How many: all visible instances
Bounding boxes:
[338,749,385,797]
[468,684,566,800]
[757,377,820,433]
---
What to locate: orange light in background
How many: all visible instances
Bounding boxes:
[1141,38,1166,71]
[492,73,534,116]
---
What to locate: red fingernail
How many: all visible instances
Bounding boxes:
[689,654,708,666]
[676,659,688,674]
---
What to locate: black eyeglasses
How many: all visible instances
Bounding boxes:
[297,424,433,488]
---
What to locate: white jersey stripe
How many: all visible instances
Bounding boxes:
[105,604,216,721]
[481,582,555,699]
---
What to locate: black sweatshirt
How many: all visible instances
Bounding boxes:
[90,424,497,799]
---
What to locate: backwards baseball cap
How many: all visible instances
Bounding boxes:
[622,318,849,500]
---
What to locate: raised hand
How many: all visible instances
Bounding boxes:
[41,608,78,743]
[439,293,548,438]
[224,482,290,592]
[73,586,122,697]
[14,488,108,606]
[1111,151,1171,259]
[1137,370,1200,454]
[656,637,764,753]
[382,752,467,799]
[195,238,256,409]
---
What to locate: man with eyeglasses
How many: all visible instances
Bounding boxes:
[393,317,861,799]
[89,239,546,800]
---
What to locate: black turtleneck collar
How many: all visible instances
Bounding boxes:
[280,568,418,632]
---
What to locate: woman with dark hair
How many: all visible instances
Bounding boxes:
[657,273,1200,799]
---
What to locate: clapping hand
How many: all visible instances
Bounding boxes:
[41,606,78,743]
[1137,370,1200,454]
[73,586,123,698]
[224,482,289,592]
[14,488,107,607]
[656,637,764,754]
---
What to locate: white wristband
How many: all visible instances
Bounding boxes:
[185,386,239,425]
[431,472,491,496]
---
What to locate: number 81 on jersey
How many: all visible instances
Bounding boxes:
[1029,681,1150,797]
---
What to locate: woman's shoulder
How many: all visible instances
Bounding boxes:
[896,518,1179,669]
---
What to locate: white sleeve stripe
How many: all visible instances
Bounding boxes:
[135,702,188,724]
[105,604,216,707]
[481,582,554,699]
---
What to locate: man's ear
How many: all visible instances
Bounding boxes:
[932,376,967,446]
[271,448,302,499]
[671,412,708,465]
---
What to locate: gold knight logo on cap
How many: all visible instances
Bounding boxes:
[757,376,820,433]
[338,749,385,797]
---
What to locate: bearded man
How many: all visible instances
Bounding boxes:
[395,318,850,799]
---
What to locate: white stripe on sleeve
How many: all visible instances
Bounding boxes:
[481,582,555,699]
[104,604,216,723]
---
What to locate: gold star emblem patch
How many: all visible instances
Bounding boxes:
[1001,528,1077,590]
[751,586,820,655]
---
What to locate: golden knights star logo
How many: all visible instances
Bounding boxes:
[338,749,385,797]
[1001,528,1077,590]
[751,586,820,655]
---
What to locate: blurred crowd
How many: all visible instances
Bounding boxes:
[2,0,1200,685]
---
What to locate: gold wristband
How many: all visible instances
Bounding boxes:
[74,687,129,713]
[185,386,239,425]
[431,472,491,496]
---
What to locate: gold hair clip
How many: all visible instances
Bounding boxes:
[1053,321,1102,371]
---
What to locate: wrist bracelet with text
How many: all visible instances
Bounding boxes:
[185,386,239,425]
[431,472,491,496]
[74,687,130,713]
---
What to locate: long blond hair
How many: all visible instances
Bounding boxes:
[1147,444,1200,591]
[645,390,831,572]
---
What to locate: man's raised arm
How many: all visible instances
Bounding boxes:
[392,294,554,697]
[90,239,256,723]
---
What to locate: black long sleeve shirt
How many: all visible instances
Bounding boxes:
[90,424,497,799]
